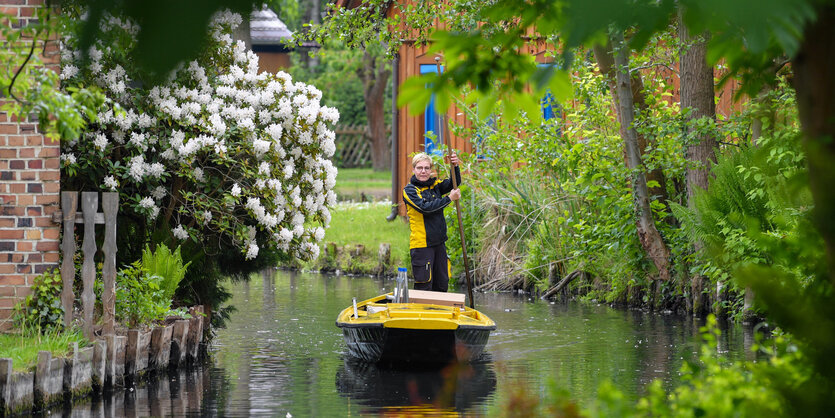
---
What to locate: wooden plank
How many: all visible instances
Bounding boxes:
[60,192,78,329]
[74,213,104,224]
[80,192,98,340]
[101,192,118,336]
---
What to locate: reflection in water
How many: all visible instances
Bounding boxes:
[335,356,496,414]
[67,270,763,416]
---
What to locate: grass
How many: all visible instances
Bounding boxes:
[334,168,392,201]
[0,329,89,372]
[300,200,411,274]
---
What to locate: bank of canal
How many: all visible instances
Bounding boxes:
[68,269,758,416]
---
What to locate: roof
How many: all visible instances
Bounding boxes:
[250,6,293,45]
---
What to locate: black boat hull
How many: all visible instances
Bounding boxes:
[341,325,492,364]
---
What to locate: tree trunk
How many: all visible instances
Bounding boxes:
[358,50,391,171]
[680,16,718,316]
[593,42,671,209]
[611,31,672,282]
[793,5,835,285]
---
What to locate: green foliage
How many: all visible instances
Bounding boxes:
[141,244,191,302]
[0,7,106,140]
[13,269,64,332]
[0,328,88,372]
[115,262,188,328]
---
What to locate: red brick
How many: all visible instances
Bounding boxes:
[0,124,17,134]
[0,287,15,297]
[0,275,24,286]
[36,241,58,251]
[18,6,35,17]
[19,125,36,134]
[0,230,23,239]
[27,159,42,169]
[1,206,23,215]
[42,228,58,240]
[16,242,31,251]
[0,171,15,181]
[36,195,58,205]
[39,147,58,158]
[0,218,13,228]
[0,298,18,309]
[35,216,54,227]
[18,148,34,158]
[39,170,58,181]
[26,253,42,263]
[43,183,59,193]
[0,161,6,170]
[0,149,16,158]
[25,230,39,240]
[5,253,23,263]
[20,171,35,181]
[34,264,54,274]
[7,135,24,146]
[41,205,58,215]
[0,195,15,205]
[15,286,31,298]
[24,135,42,146]
[16,194,33,205]
[16,264,30,274]
[0,265,15,274]
[8,160,25,170]
[44,136,59,146]
[26,206,41,216]
[44,158,59,169]
[43,252,59,263]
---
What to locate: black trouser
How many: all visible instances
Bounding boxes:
[410,244,450,292]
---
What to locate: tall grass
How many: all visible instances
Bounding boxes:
[0,328,88,372]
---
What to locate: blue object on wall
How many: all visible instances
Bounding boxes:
[420,64,444,156]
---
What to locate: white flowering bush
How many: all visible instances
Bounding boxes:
[60,11,338,262]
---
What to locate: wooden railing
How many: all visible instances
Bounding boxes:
[59,191,118,339]
[333,124,391,168]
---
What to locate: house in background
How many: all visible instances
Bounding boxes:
[244,6,319,74]
[333,0,744,218]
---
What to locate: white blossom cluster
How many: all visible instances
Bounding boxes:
[60,10,339,261]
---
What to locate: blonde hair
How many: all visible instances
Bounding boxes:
[411,152,433,168]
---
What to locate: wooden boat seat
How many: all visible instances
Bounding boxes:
[407,290,466,307]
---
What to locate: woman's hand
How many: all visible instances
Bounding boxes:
[449,152,460,166]
[449,189,461,201]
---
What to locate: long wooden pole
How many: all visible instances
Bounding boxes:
[435,57,475,309]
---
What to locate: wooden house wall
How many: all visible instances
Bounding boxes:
[383,0,745,216]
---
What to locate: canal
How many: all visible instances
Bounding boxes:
[68,269,758,416]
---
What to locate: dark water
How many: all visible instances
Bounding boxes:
[68,270,758,417]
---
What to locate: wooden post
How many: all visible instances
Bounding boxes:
[60,192,78,328]
[101,193,118,335]
[81,192,98,340]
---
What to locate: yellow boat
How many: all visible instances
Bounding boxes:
[335,290,496,364]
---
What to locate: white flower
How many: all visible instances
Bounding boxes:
[103,175,118,191]
[152,185,166,200]
[258,161,270,175]
[93,133,108,151]
[313,227,325,242]
[60,153,77,164]
[173,225,189,240]
[139,196,155,209]
[147,162,165,178]
[128,155,146,181]
[193,167,204,182]
[60,64,79,80]
[245,242,259,260]
[231,183,241,197]
[202,210,212,224]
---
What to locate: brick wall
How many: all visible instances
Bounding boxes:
[0,0,62,329]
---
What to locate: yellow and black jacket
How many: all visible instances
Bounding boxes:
[403,167,462,249]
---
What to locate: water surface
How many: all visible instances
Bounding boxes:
[68,270,757,416]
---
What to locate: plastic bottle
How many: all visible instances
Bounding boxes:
[397,267,409,303]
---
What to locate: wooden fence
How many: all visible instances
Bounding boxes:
[60,191,118,339]
[333,124,391,168]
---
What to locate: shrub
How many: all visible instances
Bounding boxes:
[141,244,190,302]
[13,269,64,332]
[115,262,188,328]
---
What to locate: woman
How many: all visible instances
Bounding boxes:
[402,152,461,292]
